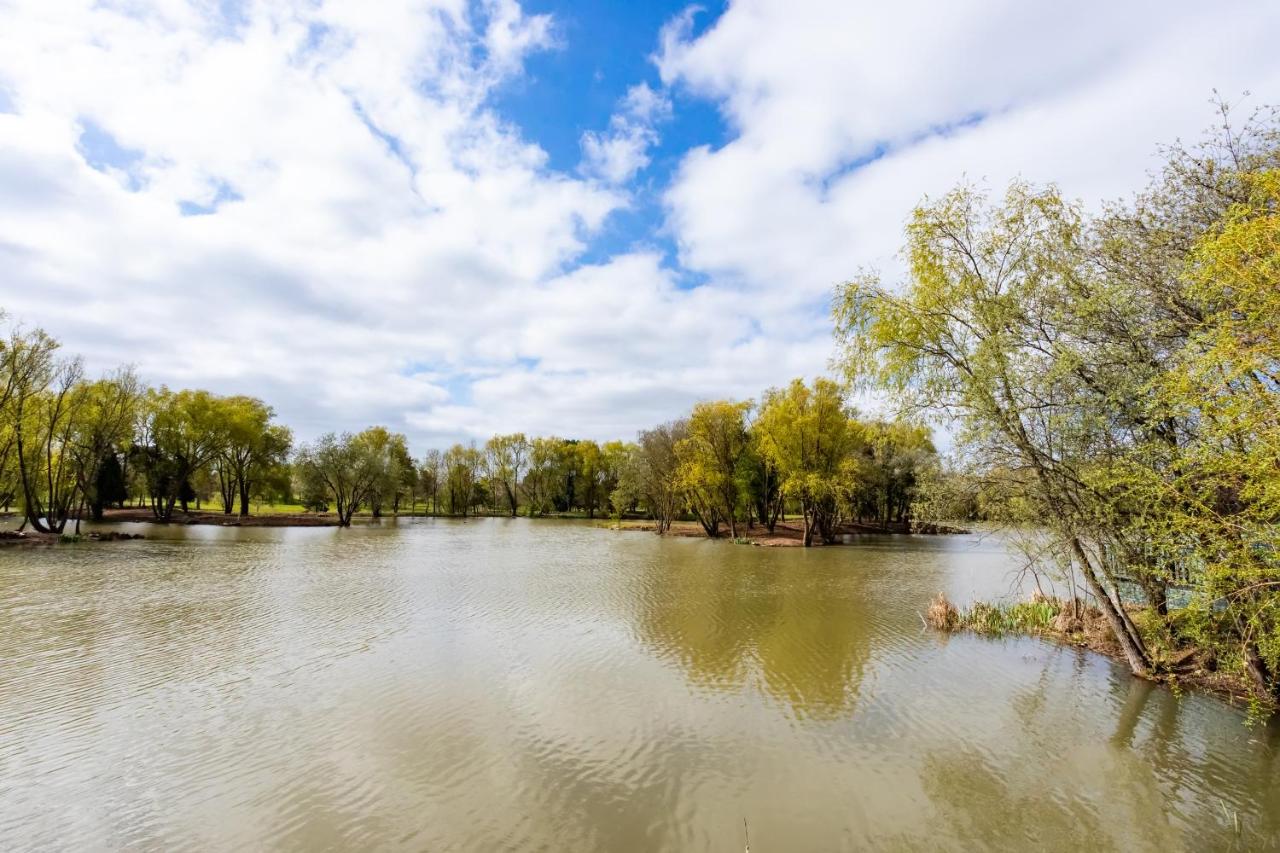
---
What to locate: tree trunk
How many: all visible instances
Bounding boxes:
[1071,537,1152,677]
[1244,641,1278,702]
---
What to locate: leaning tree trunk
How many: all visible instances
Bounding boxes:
[1244,642,1279,703]
[1071,537,1152,678]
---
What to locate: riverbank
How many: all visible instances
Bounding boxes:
[605,518,968,546]
[925,592,1276,717]
[100,507,343,527]
[0,529,145,546]
[92,508,970,536]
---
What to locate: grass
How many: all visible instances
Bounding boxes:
[924,592,1063,636]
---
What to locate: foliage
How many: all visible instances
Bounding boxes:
[834,105,1280,700]
[754,378,854,546]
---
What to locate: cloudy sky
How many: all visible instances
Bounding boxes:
[1,0,1277,449]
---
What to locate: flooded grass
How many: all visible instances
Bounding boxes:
[925,591,1276,718]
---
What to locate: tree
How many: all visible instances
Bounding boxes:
[523,437,563,516]
[94,450,129,513]
[443,443,481,516]
[69,369,142,525]
[1110,162,1280,698]
[834,179,1161,673]
[215,396,292,516]
[675,400,752,538]
[390,437,415,514]
[741,440,783,533]
[845,420,935,527]
[358,426,410,518]
[420,449,443,515]
[485,433,529,516]
[754,379,853,547]
[600,440,630,517]
[616,420,686,533]
[576,439,604,519]
[137,388,230,521]
[4,328,83,533]
[294,431,383,526]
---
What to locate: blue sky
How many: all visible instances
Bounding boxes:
[1,0,1278,449]
[490,1,729,273]
[493,1,725,172]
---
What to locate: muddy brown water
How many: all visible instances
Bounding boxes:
[1,519,1277,851]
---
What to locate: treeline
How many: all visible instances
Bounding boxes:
[835,105,1280,703]
[0,322,937,540]
[293,379,936,543]
[0,329,295,532]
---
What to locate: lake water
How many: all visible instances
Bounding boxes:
[1,519,1277,851]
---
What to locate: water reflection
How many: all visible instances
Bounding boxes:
[634,545,880,719]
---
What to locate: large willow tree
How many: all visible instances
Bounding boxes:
[834,106,1280,699]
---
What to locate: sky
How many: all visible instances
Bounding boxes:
[0,0,1277,450]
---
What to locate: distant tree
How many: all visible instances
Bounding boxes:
[93,451,128,515]
[576,440,604,519]
[615,420,686,533]
[675,400,752,538]
[523,437,563,516]
[137,388,230,520]
[358,426,410,518]
[294,431,383,526]
[215,396,292,516]
[4,326,84,533]
[485,433,529,516]
[419,449,443,515]
[754,379,853,547]
[741,441,783,533]
[444,443,481,516]
[70,369,143,525]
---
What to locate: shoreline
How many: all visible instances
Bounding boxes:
[84,508,970,539]
[0,529,145,547]
[925,593,1276,718]
[99,507,344,527]
[604,518,969,546]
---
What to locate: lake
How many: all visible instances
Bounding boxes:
[1,519,1277,851]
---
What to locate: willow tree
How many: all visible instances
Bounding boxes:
[1102,165,1280,699]
[575,439,604,519]
[675,400,752,538]
[485,433,529,516]
[69,368,143,525]
[359,426,411,518]
[846,420,936,527]
[1175,168,1280,698]
[443,443,482,516]
[5,329,84,533]
[832,109,1280,690]
[834,182,1162,675]
[215,396,292,516]
[294,431,383,526]
[138,388,230,520]
[615,420,686,533]
[523,437,562,516]
[754,379,852,547]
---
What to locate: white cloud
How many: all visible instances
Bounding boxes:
[0,0,1276,451]
[580,83,671,184]
[658,0,1280,304]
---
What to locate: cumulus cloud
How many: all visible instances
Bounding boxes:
[657,0,1280,308]
[580,83,672,184]
[0,0,1276,449]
